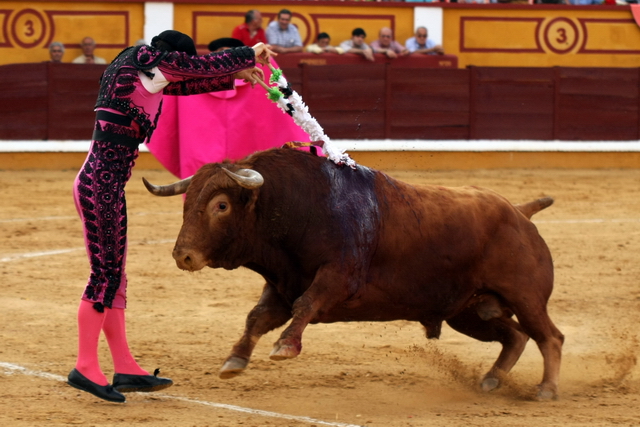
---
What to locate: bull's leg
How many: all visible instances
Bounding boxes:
[421,320,443,339]
[445,294,529,392]
[270,269,350,360]
[219,284,292,379]
[508,303,564,400]
[483,231,562,399]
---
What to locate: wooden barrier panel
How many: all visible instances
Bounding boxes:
[0,63,105,140]
[388,68,470,139]
[48,64,105,140]
[471,67,555,140]
[0,63,49,139]
[301,64,387,140]
[555,68,639,141]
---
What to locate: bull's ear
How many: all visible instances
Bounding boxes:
[222,168,264,189]
[142,176,192,196]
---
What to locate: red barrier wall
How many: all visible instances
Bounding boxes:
[282,63,640,140]
[1,61,638,141]
[0,62,104,140]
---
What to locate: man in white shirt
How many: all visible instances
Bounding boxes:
[265,9,303,54]
[73,37,107,64]
[405,27,444,55]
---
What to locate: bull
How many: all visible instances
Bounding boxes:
[143,147,564,400]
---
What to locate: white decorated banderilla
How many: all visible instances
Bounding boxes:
[255,65,357,169]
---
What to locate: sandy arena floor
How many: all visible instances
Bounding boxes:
[0,164,638,426]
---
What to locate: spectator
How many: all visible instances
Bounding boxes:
[406,27,444,56]
[265,9,303,54]
[73,37,107,64]
[305,32,344,54]
[232,9,267,46]
[48,42,65,63]
[339,28,374,62]
[370,27,408,59]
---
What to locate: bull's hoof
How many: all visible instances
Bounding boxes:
[536,384,558,401]
[269,343,300,361]
[481,377,500,392]
[219,356,248,379]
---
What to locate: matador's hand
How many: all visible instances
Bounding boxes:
[233,67,265,88]
[251,42,277,66]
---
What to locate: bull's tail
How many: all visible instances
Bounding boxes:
[515,196,554,219]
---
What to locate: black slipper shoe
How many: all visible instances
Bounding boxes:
[113,368,173,393]
[67,368,125,403]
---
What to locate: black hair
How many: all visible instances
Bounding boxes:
[278,9,292,19]
[245,10,257,24]
[208,37,245,52]
[151,30,197,56]
[152,40,173,52]
[317,32,330,41]
[352,28,366,37]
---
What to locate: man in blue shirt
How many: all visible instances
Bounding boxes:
[266,9,303,54]
[405,26,444,55]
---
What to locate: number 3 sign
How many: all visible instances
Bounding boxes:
[543,17,580,55]
[12,8,46,48]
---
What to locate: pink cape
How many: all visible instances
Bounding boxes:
[147,61,310,178]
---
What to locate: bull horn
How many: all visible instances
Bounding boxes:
[142,176,192,197]
[222,168,264,189]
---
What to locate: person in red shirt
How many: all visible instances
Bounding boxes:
[232,9,267,46]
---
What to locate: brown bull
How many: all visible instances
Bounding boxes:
[144,147,564,399]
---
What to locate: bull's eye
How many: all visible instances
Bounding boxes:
[208,194,231,216]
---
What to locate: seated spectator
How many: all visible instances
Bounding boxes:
[232,9,267,46]
[339,28,374,62]
[48,42,65,63]
[370,27,408,59]
[72,37,107,64]
[405,27,444,56]
[305,32,344,54]
[266,9,303,54]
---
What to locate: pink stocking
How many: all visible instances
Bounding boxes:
[103,307,149,376]
[74,300,108,385]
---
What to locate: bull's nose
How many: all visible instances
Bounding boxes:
[173,247,208,271]
[173,248,195,271]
